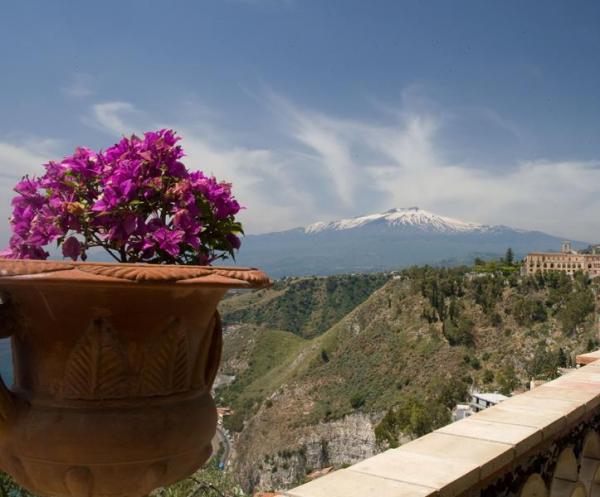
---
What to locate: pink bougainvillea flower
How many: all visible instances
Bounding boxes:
[226,233,241,250]
[150,227,185,258]
[2,129,243,265]
[62,236,81,261]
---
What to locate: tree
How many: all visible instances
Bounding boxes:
[443,316,475,347]
[0,472,34,497]
[527,345,561,380]
[557,348,569,368]
[375,409,401,448]
[157,461,247,497]
[482,369,494,384]
[350,392,366,409]
[497,365,519,395]
[376,394,450,441]
[504,248,514,265]
[557,288,595,335]
[512,297,547,326]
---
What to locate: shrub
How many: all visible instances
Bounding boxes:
[496,365,519,394]
[443,316,474,346]
[3,130,242,264]
[350,392,366,409]
[527,345,564,380]
[0,473,34,497]
[557,289,595,335]
[512,297,547,326]
[223,412,244,433]
[482,369,494,384]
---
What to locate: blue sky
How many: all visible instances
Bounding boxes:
[1,0,599,243]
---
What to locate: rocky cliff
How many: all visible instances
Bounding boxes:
[218,268,599,493]
[231,412,378,493]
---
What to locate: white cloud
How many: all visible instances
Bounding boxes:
[176,134,316,234]
[266,96,600,241]
[62,73,95,99]
[0,142,49,180]
[84,100,316,234]
[0,138,62,248]
[81,95,600,241]
[1,94,598,250]
[88,102,137,136]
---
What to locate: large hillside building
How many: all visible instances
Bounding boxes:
[523,241,600,278]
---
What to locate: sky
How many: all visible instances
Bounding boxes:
[1,0,600,245]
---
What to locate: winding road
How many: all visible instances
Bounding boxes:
[214,426,231,469]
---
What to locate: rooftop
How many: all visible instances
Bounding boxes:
[471,392,508,404]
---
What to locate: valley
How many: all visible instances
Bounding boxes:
[0,262,596,495]
[217,264,599,493]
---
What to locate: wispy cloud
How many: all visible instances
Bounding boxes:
[0,138,62,247]
[62,73,95,99]
[80,93,600,241]
[84,99,315,234]
[275,97,600,240]
[1,94,597,247]
[87,102,137,136]
[0,139,59,181]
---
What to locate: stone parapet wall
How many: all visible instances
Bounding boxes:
[278,352,600,497]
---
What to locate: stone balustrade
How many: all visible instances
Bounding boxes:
[277,350,600,497]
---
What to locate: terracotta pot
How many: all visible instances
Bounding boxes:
[0,259,270,497]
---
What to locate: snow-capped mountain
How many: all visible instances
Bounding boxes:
[233,208,588,277]
[305,207,489,234]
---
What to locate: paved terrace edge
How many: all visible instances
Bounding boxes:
[274,351,600,497]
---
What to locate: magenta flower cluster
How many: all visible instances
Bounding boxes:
[2,130,243,264]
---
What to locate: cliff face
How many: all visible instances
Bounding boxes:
[231,413,378,493]
[218,269,599,494]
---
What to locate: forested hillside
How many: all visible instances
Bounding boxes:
[217,265,599,493]
[220,273,390,338]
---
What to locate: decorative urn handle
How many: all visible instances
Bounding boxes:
[0,260,271,497]
[0,376,15,432]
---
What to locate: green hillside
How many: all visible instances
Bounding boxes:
[217,266,599,492]
[220,273,390,338]
[218,325,307,432]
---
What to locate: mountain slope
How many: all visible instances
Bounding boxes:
[218,268,599,493]
[305,207,487,234]
[233,207,588,277]
[220,273,390,338]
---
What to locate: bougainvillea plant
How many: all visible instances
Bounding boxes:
[1,129,243,264]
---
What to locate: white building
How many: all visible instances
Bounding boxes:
[470,392,508,412]
[452,391,509,421]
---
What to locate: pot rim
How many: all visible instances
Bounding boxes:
[0,258,271,289]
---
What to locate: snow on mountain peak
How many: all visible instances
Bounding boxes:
[304,207,487,234]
